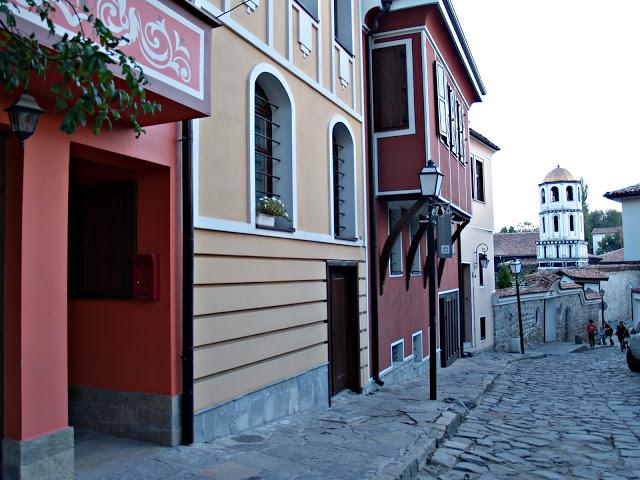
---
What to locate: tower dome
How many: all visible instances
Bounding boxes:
[543,165,575,183]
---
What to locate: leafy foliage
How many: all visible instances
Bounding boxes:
[495,263,513,289]
[590,209,622,229]
[499,221,538,233]
[256,196,289,219]
[580,178,593,253]
[598,232,623,254]
[0,0,160,136]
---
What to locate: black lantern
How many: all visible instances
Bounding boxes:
[5,93,45,142]
[509,258,522,274]
[479,253,489,269]
[418,159,444,198]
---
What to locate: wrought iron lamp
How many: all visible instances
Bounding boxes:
[418,159,443,400]
[509,258,525,354]
[5,93,45,142]
[474,243,489,270]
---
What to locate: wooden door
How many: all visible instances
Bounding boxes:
[439,291,460,367]
[328,266,359,396]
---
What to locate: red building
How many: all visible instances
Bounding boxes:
[0,1,218,478]
[362,0,485,384]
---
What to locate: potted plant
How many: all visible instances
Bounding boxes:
[256,196,289,227]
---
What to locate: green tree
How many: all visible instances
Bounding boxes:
[499,222,537,233]
[0,0,160,136]
[590,209,622,229]
[581,178,593,253]
[598,232,623,254]
[496,263,513,289]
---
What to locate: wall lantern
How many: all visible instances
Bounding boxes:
[418,159,444,198]
[474,243,489,269]
[5,93,45,142]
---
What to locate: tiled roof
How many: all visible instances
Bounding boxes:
[604,183,640,200]
[494,232,538,258]
[469,128,500,152]
[599,248,625,263]
[592,226,622,235]
[495,270,558,297]
[557,268,609,281]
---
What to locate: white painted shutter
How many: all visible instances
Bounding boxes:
[435,62,448,139]
[457,102,465,162]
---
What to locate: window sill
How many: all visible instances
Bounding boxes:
[256,224,296,233]
[335,235,358,242]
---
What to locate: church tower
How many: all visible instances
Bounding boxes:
[536,166,588,269]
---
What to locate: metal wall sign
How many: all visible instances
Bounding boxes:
[437,212,454,258]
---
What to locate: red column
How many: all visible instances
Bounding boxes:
[4,121,70,441]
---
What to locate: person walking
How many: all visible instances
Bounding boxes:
[587,319,597,349]
[615,321,629,352]
[604,322,614,346]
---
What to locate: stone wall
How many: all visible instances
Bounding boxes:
[599,268,640,325]
[493,289,601,351]
[493,299,545,351]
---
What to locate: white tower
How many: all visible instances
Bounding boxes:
[536,166,588,269]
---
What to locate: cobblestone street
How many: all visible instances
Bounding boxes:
[421,347,640,480]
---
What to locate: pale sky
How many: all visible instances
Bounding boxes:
[454,0,638,230]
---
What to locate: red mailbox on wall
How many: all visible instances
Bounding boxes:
[132,253,159,301]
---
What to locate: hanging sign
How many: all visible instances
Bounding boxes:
[437,212,454,258]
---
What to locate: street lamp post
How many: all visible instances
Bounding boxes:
[509,259,525,354]
[418,159,444,400]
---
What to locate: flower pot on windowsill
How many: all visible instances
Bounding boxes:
[256,213,276,228]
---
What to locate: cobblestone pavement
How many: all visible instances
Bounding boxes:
[77,353,510,480]
[420,346,640,480]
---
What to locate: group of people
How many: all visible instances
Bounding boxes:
[586,319,630,351]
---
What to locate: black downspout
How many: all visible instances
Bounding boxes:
[366,0,392,387]
[181,119,195,444]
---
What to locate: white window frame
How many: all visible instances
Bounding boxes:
[328,115,358,240]
[333,0,354,56]
[411,331,424,362]
[248,63,297,230]
[388,206,403,277]
[370,38,416,139]
[391,339,405,364]
[409,215,421,275]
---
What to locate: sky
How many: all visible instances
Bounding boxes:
[453,0,640,230]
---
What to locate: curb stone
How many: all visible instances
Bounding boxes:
[386,365,503,480]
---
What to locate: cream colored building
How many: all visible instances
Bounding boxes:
[191,0,368,441]
[460,129,499,351]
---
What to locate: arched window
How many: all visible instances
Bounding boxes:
[551,186,559,202]
[569,214,575,231]
[331,121,356,240]
[252,67,295,229]
[553,215,559,232]
[566,186,574,201]
[541,189,546,204]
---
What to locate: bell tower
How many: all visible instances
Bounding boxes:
[536,166,588,269]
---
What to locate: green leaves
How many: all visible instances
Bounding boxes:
[0,0,161,137]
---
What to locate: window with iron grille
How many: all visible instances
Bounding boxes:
[255,84,277,200]
[332,122,356,240]
[253,72,294,230]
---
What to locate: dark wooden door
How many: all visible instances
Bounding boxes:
[328,266,359,396]
[439,291,460,367]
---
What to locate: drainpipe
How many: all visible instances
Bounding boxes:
[181,119,195,444]
[366,0,392,387]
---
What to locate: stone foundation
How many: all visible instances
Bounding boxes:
[194,364,329,443]
[69,386,181,446]
[2,427,74,480]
